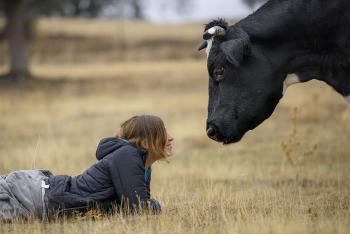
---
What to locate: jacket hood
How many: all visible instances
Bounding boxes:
[96,137,129,160]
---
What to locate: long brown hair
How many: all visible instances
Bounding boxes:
[116,115,168,160]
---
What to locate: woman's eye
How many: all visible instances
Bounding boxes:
[214,67,225,82]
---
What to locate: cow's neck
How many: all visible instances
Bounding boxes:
[239,0,350,100]
[287,52,350,98]
[288,53,350,102]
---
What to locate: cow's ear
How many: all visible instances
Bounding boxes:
[220,38,251,67]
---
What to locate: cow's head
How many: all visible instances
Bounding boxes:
[199,19,286,144]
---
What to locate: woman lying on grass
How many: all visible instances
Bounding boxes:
[0,115,173,221]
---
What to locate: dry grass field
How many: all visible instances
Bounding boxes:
[0,19,349,234]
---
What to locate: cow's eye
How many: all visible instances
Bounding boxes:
[213,67,225,82]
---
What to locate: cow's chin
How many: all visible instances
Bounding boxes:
[221,119,261,144]
[222,136,243,144]
[221,131,245,144]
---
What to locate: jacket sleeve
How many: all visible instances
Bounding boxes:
[107,147,161,214]
[146,171,151,197]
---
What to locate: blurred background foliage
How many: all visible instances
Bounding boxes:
[0,0,196,80]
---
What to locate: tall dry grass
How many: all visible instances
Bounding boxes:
[0,19,349,233]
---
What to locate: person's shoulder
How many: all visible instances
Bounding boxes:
[105,144,144,170]
[118,144,140,154]
[107,143,142,161]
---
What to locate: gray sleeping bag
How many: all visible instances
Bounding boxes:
[0,170,50,221]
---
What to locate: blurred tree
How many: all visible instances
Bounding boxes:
[175,0,192,15]
[0,0,114,81]
[130,0,143,19]
[107,0,192,20]
[0,0,192,81]
[1,0,28,80]
[24,0,114,18]
[156,0,193,19]
[243,0,267,8]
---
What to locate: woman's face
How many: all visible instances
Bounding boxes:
[165,133,174,156]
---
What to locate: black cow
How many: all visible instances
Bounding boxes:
[199,0,350,144]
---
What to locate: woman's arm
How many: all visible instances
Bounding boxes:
[107,146,161,214]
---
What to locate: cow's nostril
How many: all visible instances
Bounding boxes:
[206,127,216,138]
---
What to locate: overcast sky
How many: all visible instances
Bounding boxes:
[144,0,257,23]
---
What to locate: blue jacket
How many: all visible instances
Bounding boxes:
[46,137,161,215]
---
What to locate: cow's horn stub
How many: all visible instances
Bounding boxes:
[203,26,226,40]
[198,41,208,51]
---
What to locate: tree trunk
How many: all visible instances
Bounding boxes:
[4,0,29,80]
[131,0,143,20]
